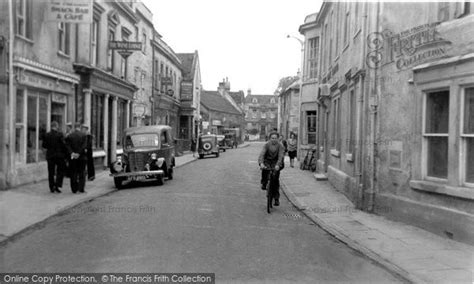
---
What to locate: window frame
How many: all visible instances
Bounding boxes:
[306,110,317,145]
[460,86,474,186]
[422,89,450,182]
[58,22,71,56]
[15,0,32,39]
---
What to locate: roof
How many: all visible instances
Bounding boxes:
[177,53,196,81]
[201,91,242,115]
[244,94,278,104]
[229,91,245,105]
[124,125,172,135]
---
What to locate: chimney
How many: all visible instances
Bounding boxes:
[247,88,251,96]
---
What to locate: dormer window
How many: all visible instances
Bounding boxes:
[252,98,258,103]
[270,98,275,104]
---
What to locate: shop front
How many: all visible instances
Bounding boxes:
[74,64,134,168]
[10,59,78,186]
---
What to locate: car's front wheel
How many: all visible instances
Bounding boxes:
[156,174,164,186]
[114,177,124,189]
[167,167,173,180]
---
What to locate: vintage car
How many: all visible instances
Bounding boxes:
[110,125,175,189]
[198,134,220,158]
[224,133,238,148]
[216,135,227,152]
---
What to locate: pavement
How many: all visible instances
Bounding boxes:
[1,142,473,283]
[280,156,474,284]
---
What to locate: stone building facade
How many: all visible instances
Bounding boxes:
[303,1,474,244]
[244,92,279,140]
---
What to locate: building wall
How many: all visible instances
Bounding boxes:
[309,1,474,244]
[374,2,474,244]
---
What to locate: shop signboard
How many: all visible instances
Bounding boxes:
[47,0,92,23]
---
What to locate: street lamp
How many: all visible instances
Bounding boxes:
[287,34,304,162]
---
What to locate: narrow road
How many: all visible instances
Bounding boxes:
[1,143,403,283]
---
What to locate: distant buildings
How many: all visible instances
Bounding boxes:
[244,90,279,140]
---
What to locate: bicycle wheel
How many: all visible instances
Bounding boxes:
[266,173,273,214]
[267,191,272,214]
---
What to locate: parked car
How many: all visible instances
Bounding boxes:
[198,134,220,158]
[110,125,175,189]
[216,135,228,152]
[224,133,238,148]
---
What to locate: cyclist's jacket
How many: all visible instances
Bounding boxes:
[258,141,285,169]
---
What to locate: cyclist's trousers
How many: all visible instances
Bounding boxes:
[261,169,280,200]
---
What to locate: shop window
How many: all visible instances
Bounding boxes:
[27,92,48,163]
[91,93,104,150]
[15,90,25,163]
[117,99,126,147]
[15,0,32,39]
[307,111,317,144]
[424,90,449,179]
[463,88,474,183]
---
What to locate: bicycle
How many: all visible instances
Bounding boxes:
[262,167,280,214]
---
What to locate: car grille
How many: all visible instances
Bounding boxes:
[128,152,149,171]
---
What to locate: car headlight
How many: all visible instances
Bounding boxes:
[113,157,124,173]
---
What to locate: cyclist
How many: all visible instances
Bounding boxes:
[258,132,285,206]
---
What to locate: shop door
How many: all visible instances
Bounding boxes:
[51,102,66,132]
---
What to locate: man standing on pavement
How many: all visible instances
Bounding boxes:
[66,122,87,193]
[42,121,67,193]
[81,124,95,181]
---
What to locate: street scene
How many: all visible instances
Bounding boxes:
[0,0,474,283]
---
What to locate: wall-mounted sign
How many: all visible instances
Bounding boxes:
[202,121,209,129]
[47,0,92,23]
[181,82,193,100]
[212,120,222,126]
[109,41,142,50]
[52,93,67,104]
[366,22,452,70]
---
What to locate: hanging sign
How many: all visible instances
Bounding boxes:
[47,0,93,23]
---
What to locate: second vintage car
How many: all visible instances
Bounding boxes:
[110,125,175,189]
[198,134,220,158]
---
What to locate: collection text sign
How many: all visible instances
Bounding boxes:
[47,0,92,23]
[109,41,142,50]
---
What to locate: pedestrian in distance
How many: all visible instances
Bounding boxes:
[287,132,297,168]
[81,124,95,181]
[258,132,285,206]
[66,122,88,194]
[42,121,68,193]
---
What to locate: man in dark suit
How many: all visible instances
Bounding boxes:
[42,121,67,193]
[65,122,88,193]
[81,124,95,181]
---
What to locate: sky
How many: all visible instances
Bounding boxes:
[141,0,323,95]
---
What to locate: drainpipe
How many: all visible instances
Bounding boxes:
[367,1,381,212]
[7,0,15,187]
[356,2,368,209]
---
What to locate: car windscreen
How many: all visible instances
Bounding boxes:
[125,134,159,149]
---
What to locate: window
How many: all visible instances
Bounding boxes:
[107,27,115,71]
[91,19,99,66]
[348,90,356,154]
[15,0,32,38]
[354,2,360,34]
[308,37,319,79]
[142,31,147,53]
[117,99,126,147]
[26,92,48,164]
[424,90,449,179]
[160,62,164,92]
[91,93,104,149]
[307,111,317,144]
[463,88,474,183]
[261,112,266,119]
[270,98,275,104]
[252,98,258,103]
[331,97,341,151]
[58,22,71,55]
[15,90,25,163]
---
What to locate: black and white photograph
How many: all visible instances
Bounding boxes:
[0,0,473,283]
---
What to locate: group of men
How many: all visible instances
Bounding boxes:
[42,122,95,194]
